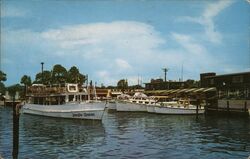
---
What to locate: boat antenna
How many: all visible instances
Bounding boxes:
[94,82,97,101]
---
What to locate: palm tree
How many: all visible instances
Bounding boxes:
[20,75,32,98]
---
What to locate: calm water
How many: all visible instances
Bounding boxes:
[0,106,249,159]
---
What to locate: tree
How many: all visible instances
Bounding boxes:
[78,73,86,85]
[186,79,199,88]
[0,82,5,95]
[51,64,68,84]
[20,75,32,98]
[117,79,128,89]
[0,71,6,95]
[34,70,51,85]
[7,84,23,99]
[0,71,6,82]
[67,66,86,85]
[21,75,32,86]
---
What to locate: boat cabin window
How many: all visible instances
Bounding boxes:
[139,101,143,104]
[132,101,136,103]
[82,95,88,100]
[69,86,77,91]
[145,102,149,104]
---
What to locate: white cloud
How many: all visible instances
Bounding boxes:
[171,33,205,55]
[3,21,226,85]
[41,21,164,50]
[177,0,234,44]
[115,58,132,70]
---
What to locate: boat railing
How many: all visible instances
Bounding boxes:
[27,86,68,95]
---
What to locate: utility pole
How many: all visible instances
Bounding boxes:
[162,68,169,82]
[181,64,183,82]
[41,62,44,84]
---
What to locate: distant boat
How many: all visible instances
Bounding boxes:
[116,92,156,112]
[153,99,205,115]
[22,83,106,120]
[106,100,117,111]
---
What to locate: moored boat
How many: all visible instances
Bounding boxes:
[153,99,205,115]
[22,83,106,120]
[116,92,156,112]
[106,100,117,111]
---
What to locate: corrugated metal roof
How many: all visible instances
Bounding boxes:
[203,87,216,92]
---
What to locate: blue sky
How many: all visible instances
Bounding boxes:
[1,0,250,86]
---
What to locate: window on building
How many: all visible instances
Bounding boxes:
[232,76,243,83]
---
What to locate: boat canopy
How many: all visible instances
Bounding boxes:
[133,92,148,98]
[117,94,131,99]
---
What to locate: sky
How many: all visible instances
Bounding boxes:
[0,0,250,86]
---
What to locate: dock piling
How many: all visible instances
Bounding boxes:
[227,101,229,114]
[244,101,247,113]
[12,97,20,159]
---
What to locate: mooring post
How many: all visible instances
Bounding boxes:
[227,101,229,114]
[244,101,247,113]
[12,97,20,159]
[196,104,198,117]
[196,97,199,119]
[205,101,208,115]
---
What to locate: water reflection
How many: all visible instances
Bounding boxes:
[0,107,249,159]
[19,114,105,158]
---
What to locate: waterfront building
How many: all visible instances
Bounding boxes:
[200,72,250,113]
[144,78,198,90]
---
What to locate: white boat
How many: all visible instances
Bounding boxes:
[154,99,205,115]
[116,92,156,112]
[147,105,156,113]
[106,100,117,110]
[146,96,169,113]
[22,83,106,120]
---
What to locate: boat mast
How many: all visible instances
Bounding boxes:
[86,75,90,101]
[94,82,97,101]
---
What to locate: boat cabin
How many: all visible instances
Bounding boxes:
[26,83,89,105]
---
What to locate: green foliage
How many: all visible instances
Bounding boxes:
[51,64,68,84]
[0,71,6,82]
[21,75,32,86]
[67,66,86,85]
[34,70,51,84]
[20,64,85,86]
[0,71,6,95]
[128,84,143,89]
[0,82,5,94]
[186,79,199,88]
[7,84,23,98]
[117,79,128,89]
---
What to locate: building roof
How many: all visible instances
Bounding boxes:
[205,71,250,78]
[145,87,216,95]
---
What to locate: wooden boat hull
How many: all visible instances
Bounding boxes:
[154,106,205,115]
[22,102,106,120]
[116,101,147,112]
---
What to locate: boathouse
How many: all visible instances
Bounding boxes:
[144,78,188,90]
[200,72,250,114]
